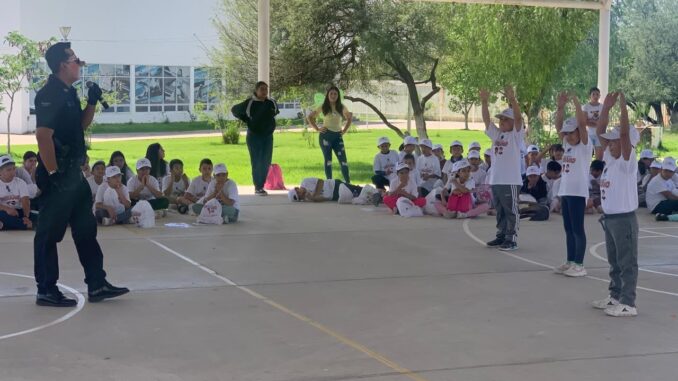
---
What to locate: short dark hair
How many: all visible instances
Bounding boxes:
[254,81,268,92]
[547,161,562,172]
[551,144,564,153]
[169,159,184,170]
[590,159,605,171]
[199,158,213,168]
[403,153,415,162]
[45,42,71,74]
[589,87,600,95]
[92,160,106,170]
[22,151,37,161]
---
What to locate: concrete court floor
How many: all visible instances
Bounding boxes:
[2,193,678,381]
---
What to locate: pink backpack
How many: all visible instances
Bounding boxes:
[264,164,287,190]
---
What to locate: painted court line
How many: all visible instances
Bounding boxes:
[462,219,678,299]
[0,272,85,341]
[147,238,430,381]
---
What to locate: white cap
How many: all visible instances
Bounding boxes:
[495,108,514,120]
[527,145,539,154]
[468,150,481,159]
[419,138,433,149]
[136,158,151,170]
[639,149,655,159]
[0,154,15,168]
[452,159,471,172]
[469,141,481,150]
[526,166,541,176]
[601,126,640,146]
[484,148,492,156]
[396,162,410,172]
[433,144,444,151]
[403,136,418,146]
[450,140,463,147]
[214,163,228,175]
[288,189,299,202]
[662,157,676,172]
[105,166,121,178]
[377,137,390,147]
[650,160,662,169]
[561,117,579,133]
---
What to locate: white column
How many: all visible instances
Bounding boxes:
[257,0,270,85]
[597,4,611,96]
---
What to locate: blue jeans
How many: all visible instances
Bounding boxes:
[319,131,350,183]
[561,196,587,264]
[246,132,274,190]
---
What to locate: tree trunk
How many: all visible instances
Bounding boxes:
[463,110,470,130]
[6,95,14,154]
[389,56,440,139]
[343,95,405,138]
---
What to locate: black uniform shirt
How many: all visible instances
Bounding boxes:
[35,75,85,159]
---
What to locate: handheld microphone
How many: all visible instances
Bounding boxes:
[85,81,110,109]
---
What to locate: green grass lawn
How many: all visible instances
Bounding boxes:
[11,130,492,186]
[11,129,678,186]
[91,121,211,134]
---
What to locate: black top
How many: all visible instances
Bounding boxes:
[35,75,85,159]
[521,177,548,204]
[231,96,279,136]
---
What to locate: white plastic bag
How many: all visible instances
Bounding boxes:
[131,200,155,228]
[396,198,424,218]
[197,199,223,225]
[337,184,354,204]
[424,187,442,216]
[352,184,377,205]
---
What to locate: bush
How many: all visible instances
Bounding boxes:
[222,120,241,145]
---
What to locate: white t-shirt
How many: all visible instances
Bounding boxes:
[87,176,105,198]
[127,175,161,201]
[582,103,603,134]
[162,175,188,197]
[470,168,487,186]
[416,154,441,182]
[300,178,335,200]
[187,176,211,199]
[389,176,419,198]
[373,151,399,176]
[600,150,639,214]
[398,151,418,163]
[451,177,476,192]
[540,159,563,174]
[549,178,562,204]
[204,179,240,210]
[441,160,455,181]
[486,122,524,186]
[645,175,677,212]
[0,177,29,209]
[95,183,130,214]
[15,167,38,199]
[558,140,593,198]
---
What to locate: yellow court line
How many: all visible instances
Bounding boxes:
[148,239,430,381]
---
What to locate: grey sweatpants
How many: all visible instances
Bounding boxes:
[491,184,520,243]
[599,212,639,307]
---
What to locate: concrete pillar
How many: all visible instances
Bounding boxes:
[597,4,611,96]
[257,0,270,85]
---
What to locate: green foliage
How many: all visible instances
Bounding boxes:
[301,126,317,148]
[221,120,242,144]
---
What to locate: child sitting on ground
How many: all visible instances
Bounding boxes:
[439,159,475,219]
[181,158,213,214]
[448,140,464,163]
[0,155,32,231]
[383,162,425,217]
[525,145,541,170]
[372,137,399,191]
[539,144,565,174]
[433,144,446,171]
[520,165,550,220]
[193,164,240,224]
[586,160,605,213]
[94,166,132,225]
[16,151,39,199]
[128,158,170,213]
[468,150,487,185]
[416,138,442,197]
[163,159,191,210]
[542,161,562,208]
[399,136,418,162]
[87,160,106,200]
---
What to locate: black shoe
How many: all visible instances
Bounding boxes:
[177,204,188,214]
[36,290,77,307]
[656,214,669,221]
[255,189,268,196]
[88,281,129,303]
[371,192,383,207]
[486,237,505,247]
[498,240,518,251]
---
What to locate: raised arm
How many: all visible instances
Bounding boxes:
[571,95,588,145]
[555,92,568,137]
[597,92,619,152]
[479,89,492,130]
[618,92,632,161]
[505,86,522,132]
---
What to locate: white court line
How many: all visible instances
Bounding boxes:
[590,234,678,279]
[146,238,430,381]
[462,219,678,298]
[0,272,85,341]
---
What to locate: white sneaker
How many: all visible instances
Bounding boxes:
[456,212,468,219]
[591,296,620,310]
[443,211,457,219]
[553,262,572,274]
[102,217,114,226]
[605,303,637,317]
[563,264,587,277]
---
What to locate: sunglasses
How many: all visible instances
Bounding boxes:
[65,56,86,67]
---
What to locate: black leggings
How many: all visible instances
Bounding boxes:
[562,196,587,264]
[652,200,678,215]
[319,131,350,183]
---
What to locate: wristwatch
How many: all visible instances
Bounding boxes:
[48,169,58,176]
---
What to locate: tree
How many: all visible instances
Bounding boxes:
[213,0,454,138]
[0,32,51,153]
[441,62,480,130]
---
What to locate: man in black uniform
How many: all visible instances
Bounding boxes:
[33,42,128,307]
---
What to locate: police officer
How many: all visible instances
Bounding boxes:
[33,42,128,307]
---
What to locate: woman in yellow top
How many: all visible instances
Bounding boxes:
[307,86,353,183]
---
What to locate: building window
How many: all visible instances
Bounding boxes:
[81,64,131,113]
[135,65,189,112]
[194,67,220,111]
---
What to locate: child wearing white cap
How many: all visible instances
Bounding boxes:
[399,136,419,163]
[192,163,240,223]
[582,87,604,159]
[440,159,475,219]
[538,144,565,174]
[637,149,655,185]
[592,91,640,317]
[94,166,132,225]
[432,144,446,171]
[467,150,487,186]
[127,158,170,212]
[372,137,399,190]
[0,155,33,230]
[480,87,523,251]
[524,145,540,169]
[181,159,213,214]
[640,160,662,205]
[468,141,481,152]
[448,140,464,163]
[646,157,678,221]
[552,92,593,277]
[416,138,442,197]
[521,166,549,205]
[383,162,425,217]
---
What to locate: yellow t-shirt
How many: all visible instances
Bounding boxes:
[316,106,349,132]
